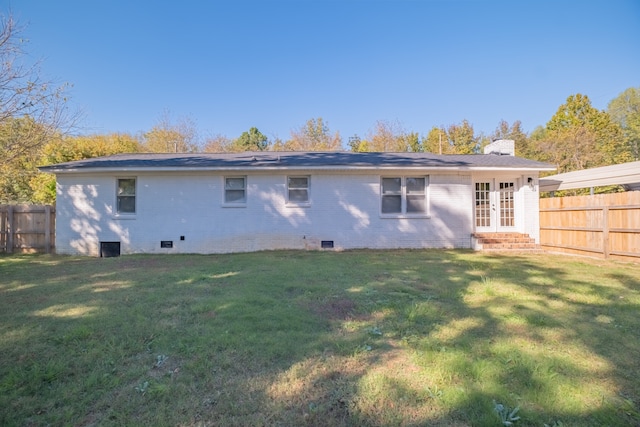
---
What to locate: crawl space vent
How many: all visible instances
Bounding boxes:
[321,240,334,249]
[100,241,121,257]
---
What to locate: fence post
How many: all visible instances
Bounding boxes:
[45,205,51,254]
[602,206,609,259]
[7,205,14,254]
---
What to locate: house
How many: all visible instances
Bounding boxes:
[39,140,555,256]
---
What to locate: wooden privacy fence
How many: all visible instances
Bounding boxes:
[539,191,640,262]
[0,205,55,254]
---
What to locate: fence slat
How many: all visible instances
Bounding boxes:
[45,205,51,254]
[0,205,55,254]
[7,205,13,254]
[540,192,640,261]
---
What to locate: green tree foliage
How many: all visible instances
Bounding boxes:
[421,121,479,154]
[422,126,446,154]
[28,173,57,205]
[40,133,141,164]
[445,120,479,154]
[285,117,342,151]
[533,94,629,173]
[0,120,141,204]
[0,117,52,203]
[30,133,142,204]
[347,135,363,152]
[233,127,269,151]
[607,87,640,160]
[402,131,422,152]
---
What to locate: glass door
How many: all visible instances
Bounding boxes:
[475,180,516,232]
[475,181,492,230]
[498,181,515,227]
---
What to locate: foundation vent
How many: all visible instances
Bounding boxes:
[100,241,121,257]
[321,240,334,249]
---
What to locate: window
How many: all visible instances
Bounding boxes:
[117,178,136,214]
[381,178,402,213]
[287,176,310,204]
[224,176,246,204]
[381,176,428,215]
[406,177,427,213]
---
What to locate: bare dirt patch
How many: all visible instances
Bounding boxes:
[308,298,358,321]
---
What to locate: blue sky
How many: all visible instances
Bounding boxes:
[5,0,640,145]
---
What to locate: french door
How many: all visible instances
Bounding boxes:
[474,179,516,232]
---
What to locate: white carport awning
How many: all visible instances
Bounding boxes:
[539,160,640,192]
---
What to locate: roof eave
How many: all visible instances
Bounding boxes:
[40,164,556,174]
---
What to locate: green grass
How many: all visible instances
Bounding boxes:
[1,250,639,426]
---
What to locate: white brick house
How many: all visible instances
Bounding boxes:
[40,144,554,256]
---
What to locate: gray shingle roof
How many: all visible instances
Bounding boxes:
[39,151,555,172]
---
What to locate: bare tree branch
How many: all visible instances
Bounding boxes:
[0,13,78,166]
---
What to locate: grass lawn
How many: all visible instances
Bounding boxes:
[1,250,639,426]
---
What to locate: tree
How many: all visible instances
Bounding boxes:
[446,120,479,154]
[534,126,600,173]
[0,14,75,166]
[270,137,287,151]
[39,133,141,165]
[490,120,530,157]
[535,94,629,173]
[362,119,424,152]
[233,127,269,151]
[422,127,446,154]
[365,120,400,152]
[286,117,342,151]
[607,87,640,160]
[142,112,199,153]
[402,131,422,152]
[0,117,46,202]
[347,135,370,152]
[30,133,142,204]
[202,134,234,152]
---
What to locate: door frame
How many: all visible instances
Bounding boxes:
[474,177,518,233]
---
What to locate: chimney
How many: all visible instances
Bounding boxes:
[484,139,515,156]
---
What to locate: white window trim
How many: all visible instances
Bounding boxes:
[380,175,430,219]
[114,176,137,219]
[222,175,247,208]
[286,175,311,207]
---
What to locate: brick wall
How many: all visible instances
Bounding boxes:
[55,170,480,255]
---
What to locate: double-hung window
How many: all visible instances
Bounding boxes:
[224,176,247,205]
[116,178,136,214]
[287,176,310,205]
[381,176,428,216]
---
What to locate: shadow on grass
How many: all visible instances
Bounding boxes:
[0,251,639,426]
